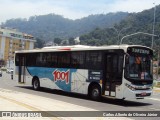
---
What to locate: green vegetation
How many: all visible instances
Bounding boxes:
[154,80,160,88]
[0,67,6,71]
[1,12,128,41]
[1,5,160,56]
[79,5,160,60]
[80,5,160,48]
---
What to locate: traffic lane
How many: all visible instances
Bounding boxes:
[0,73,157,111]
[0,84,153,112]
[24,87,155,108]
[0,85,155,111]
[0,73,159,111]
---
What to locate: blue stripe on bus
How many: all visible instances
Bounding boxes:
[26,67,77,92]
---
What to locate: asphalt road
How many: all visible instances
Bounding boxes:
[0,72,160,115]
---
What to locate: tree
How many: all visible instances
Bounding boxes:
[35,38,44,48]
[68,37,75,45]
[54,38,62,45]
[0,59,6,67]
[61,40,69,45]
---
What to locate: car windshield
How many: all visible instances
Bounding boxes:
[125,55,152,80]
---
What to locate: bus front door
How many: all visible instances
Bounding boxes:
[103,54,118,97]
[18,55,26,83]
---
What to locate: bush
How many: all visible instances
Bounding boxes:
[1,67,7,71]
[153,80,160,88]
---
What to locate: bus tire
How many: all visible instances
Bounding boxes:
[32,77,40,90]
[89,84,101,101]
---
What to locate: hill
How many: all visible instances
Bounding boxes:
[1,12,128,41]
[80,5,160,48]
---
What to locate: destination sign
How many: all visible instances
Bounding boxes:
[132,48,150,54]
[127,47,152,55]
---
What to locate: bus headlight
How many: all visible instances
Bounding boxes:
[125,83,135,91]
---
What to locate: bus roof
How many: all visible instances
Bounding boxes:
[15,44,152,53]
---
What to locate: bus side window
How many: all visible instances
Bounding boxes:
[15,54,19,66]
[117,55,124,80]
[107,54,123,81]
[51,53,58,68]
[46,53,52,66]
[26,53,37,66]
[58,52,71,68]
[35,53,47,67]
[86,51,102,70]
[71,52,85,68]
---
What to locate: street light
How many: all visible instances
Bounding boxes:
[155,46,160,79]
[119,32,158,47]
[152,3,156,49]
[109,27,118,41]
[109,27,129,44]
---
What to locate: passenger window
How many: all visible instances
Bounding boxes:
[86,51,102,69]
[58,52,70,68]
[71,52,85,68]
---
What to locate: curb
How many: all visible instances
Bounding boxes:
[153,87,160,92]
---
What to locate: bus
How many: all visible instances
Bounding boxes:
[14,45,153,100]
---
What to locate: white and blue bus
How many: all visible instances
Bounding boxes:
[15,45,153,100]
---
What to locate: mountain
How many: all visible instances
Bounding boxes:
[80,5,160,48]
[3,5,160,48]
[1,12,128,41]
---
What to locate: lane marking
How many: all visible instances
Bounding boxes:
[153,90,160,93]
[0,95,40,111]
[0,95,59,120]
[147,97,160,102]
[149,108,160,111]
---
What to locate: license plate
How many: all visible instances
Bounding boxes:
[141,92,147,96]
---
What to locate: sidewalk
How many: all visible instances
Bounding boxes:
[153,87,160,93]
[0,88,131,120]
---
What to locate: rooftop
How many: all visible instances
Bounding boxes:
[0,27,35,41]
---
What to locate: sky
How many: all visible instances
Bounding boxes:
[0,0,160,23]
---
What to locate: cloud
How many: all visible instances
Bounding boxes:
[0,0,159,23]
[107,0,158,13]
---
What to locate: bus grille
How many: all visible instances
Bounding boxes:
[136,93,151,97]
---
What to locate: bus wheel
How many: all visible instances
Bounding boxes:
[33,77,40,90]
[90,84,101,101]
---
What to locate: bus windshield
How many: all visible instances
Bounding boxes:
[125,55,152,80]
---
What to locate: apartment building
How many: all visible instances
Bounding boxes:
[0,27,36,63]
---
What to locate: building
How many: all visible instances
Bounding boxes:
[0,27,36,67]
[74,37,80,44]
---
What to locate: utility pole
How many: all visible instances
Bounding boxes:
[157,50,159,79]
[152,3,156,49]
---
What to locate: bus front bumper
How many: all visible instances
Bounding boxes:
[123,88,153,99]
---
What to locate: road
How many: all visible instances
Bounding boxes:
[0,72,160,119]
